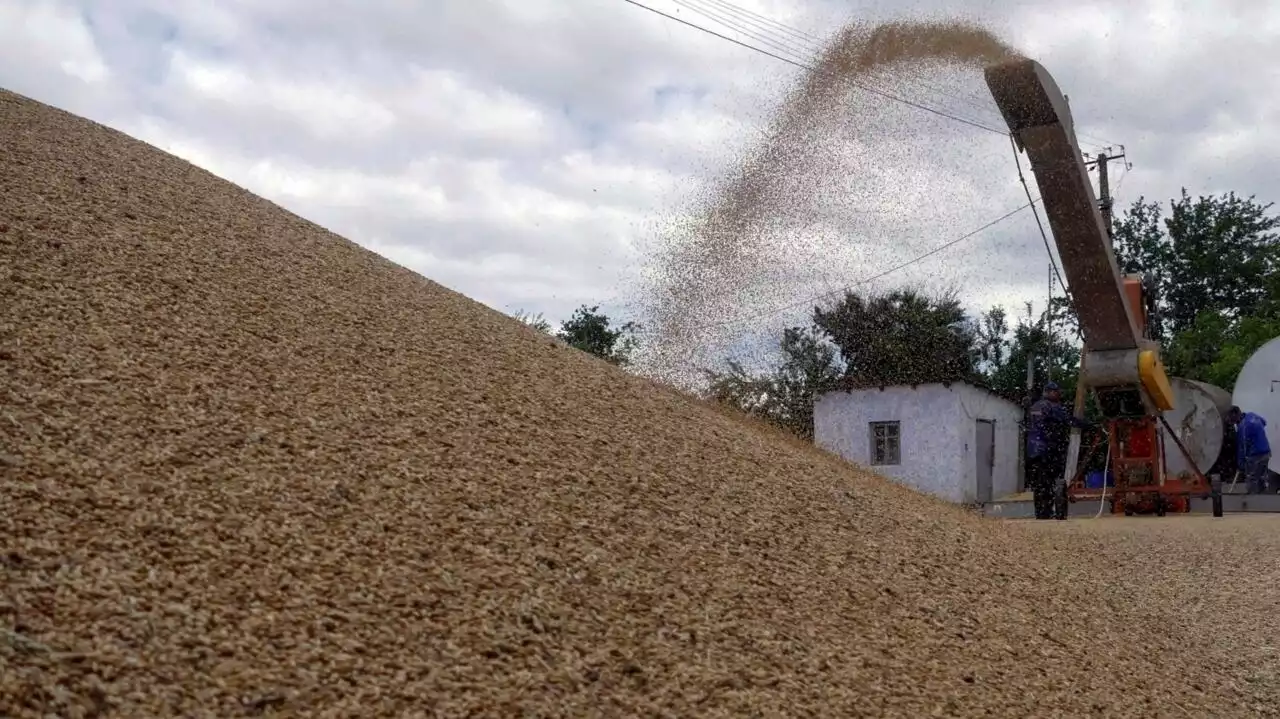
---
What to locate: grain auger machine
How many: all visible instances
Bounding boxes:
[983,59,1227,517]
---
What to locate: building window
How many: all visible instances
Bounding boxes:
[869,421,901,465]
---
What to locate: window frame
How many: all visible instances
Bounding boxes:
[869,420,902,466]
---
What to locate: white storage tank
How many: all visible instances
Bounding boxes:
[1231,336,1280,474]
[1161,377,1232,477]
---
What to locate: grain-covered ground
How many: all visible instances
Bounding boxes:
[2,87,1279,718]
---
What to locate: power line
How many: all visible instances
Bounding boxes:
[676,0,1006,122]
[618,0,1008,135]
[693,199,1040,330]
[1008,135,1072,312]
[670,0,808,61]
[648,0,1124,150]
[697,0,822,45]
[1111,162,1131,198]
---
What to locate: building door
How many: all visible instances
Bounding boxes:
[976,419,996,503]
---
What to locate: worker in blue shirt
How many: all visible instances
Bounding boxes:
[1026,381,1093,519]
[1228,406,1272,493]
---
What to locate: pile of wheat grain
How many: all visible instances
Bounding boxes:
[3,88,1279,717]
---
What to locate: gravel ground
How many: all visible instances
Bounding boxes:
[2,87,1279,718]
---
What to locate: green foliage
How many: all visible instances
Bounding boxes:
[812,288,979,388]
[1166,311,1280,391]
[1112,190,1280,341]
[971,305,1010,373]
[703,326,842,439]
[1110,190,1280,389]
[980,302,1080,405]
[556,305,641,367]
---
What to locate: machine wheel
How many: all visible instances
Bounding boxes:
[1212,491,1224,518]
[1155,494,1167,517]
[1123,503,1134,517]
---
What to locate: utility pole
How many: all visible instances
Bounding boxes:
[1020,351,1034,493]
[1021,303,1035,493]
[1087,147,1127,243]
[1046,264,1054,382]
[1063,147,1129,505]
[1097,150,1113,242]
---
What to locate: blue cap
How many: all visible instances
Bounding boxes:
[1044,381,1060,391]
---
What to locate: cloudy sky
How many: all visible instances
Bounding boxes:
[3,0,1277,373]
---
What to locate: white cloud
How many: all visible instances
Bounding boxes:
[168,51,399,141]
[0,1,110,105]
[23,2,108,82]
[405,67,553,151]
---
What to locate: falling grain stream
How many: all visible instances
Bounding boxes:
[642,21,1021,383]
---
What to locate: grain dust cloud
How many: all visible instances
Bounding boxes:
[636,21,1022,387]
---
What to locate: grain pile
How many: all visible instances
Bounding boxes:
[640,21,1020,384]
[2,87,1279,717]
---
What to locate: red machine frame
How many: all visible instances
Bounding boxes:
[1066,415,1216,516]
[1061,279,1219,516]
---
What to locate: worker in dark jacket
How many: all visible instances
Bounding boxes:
[1026,381,1092,519]
[1228,407,1272,493]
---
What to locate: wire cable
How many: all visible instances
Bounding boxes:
[1112,162,1131,198]
[681,0,1008,122]
[670,0,810,62]
[697,0,822,45]
[650,0,1121,148]
[1094,427,1111,518]
[1009,135,1073,314]
[619,0,1009,136]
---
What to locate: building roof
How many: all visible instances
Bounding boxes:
[822,378,1024,410]
[831,375,999,395]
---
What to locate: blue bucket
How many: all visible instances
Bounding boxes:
[1085,470,1114,489]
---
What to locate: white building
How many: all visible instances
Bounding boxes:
[813,381,1024,505]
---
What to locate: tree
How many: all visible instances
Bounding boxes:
[972,305,1011,376]
[707,287,1094,441]
[1112,190,1280,341]
[704,325,842,439]
[512,309,553,334]
[812,288,979,388]
[557,305,641,366]
[1165,310,1280,391]
[980,301,1081,405]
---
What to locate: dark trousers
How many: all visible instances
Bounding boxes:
[1243,453,1273,494]
[1027,454,1067,520]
